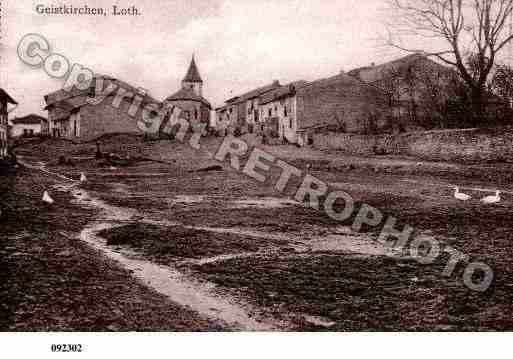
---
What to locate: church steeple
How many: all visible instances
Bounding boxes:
[182,55,203,97]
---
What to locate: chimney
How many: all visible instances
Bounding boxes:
[272,80,280,86]
[371,62,375,67]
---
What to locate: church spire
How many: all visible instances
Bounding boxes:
[183,55,203,84]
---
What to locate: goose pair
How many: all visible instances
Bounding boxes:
[454,186,501,204]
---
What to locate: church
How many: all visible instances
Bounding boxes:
[164,56,212,128]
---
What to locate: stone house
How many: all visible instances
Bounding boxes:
[164,56,212,130]
[256,74,390,145]
[215,96,241,135]
[44,75,161,141]
[258,81,308,141]
[348,54,456,130]
[9,114,47,137]
[0,89,17,159]
[216,81,281,134]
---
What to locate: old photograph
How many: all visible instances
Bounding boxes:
[1,0,512,356]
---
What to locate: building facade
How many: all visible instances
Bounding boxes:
[258,81,309,142]
[10,114,46,137]
[348,54,456,131]
[217,73,390,146]
[258,75,390,145]
[164,56,212,130]
[44,75,161,141]
[0,89,17,159]
[215,81,281,135]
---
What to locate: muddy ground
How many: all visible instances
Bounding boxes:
[4,135,513,331]
[0,165,220,331]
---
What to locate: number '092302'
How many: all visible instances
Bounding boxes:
[50,344,83,353]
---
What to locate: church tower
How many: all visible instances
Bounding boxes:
[182,55,203,97]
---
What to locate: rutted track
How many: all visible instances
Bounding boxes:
[18,158,286,330]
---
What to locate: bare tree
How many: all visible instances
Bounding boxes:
[380,62,422,128]
[386,0,513,124]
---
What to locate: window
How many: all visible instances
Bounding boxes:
[284,106,288,117]
[268,108,272,117]
[23,129,28,136]
[289,117,293,129]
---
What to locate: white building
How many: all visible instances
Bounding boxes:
[10,114,46,137]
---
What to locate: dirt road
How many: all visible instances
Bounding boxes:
[5,137,513,330]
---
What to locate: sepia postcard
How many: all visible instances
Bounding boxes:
[1,0,512,357]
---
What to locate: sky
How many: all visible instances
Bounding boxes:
[1,0,409,117]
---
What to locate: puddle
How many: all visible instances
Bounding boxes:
[308,234,394,257]
[185,251,271,266]
[162,195,301,209]
[229,197,300,209]
[303,315,336,328]
[192,225,392,257]
[170,195,206,204]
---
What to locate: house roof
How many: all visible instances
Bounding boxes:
[347,53,449,83]
[215,105,228,112]
[225,96,240,104]
[231,81,282,104]
[183,56,203,83]
[44,75,161,112]
[165,87,212,109]
[11,114,47,125]
[259,80,309,105]
[0,88,17,105]
[44,75,160,107]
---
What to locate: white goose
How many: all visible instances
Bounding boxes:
[42,191,54,204]
[454,186,471,201]
[80,172,87,183]
[481,190,501,204]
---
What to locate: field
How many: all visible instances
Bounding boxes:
[3,134,513,331]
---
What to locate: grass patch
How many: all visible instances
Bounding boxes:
[98,223,289,262]
[191,254,512,331]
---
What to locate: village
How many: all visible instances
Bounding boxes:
[2,0,513,337]
[1,50,513,331]
[1,53,506,146]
